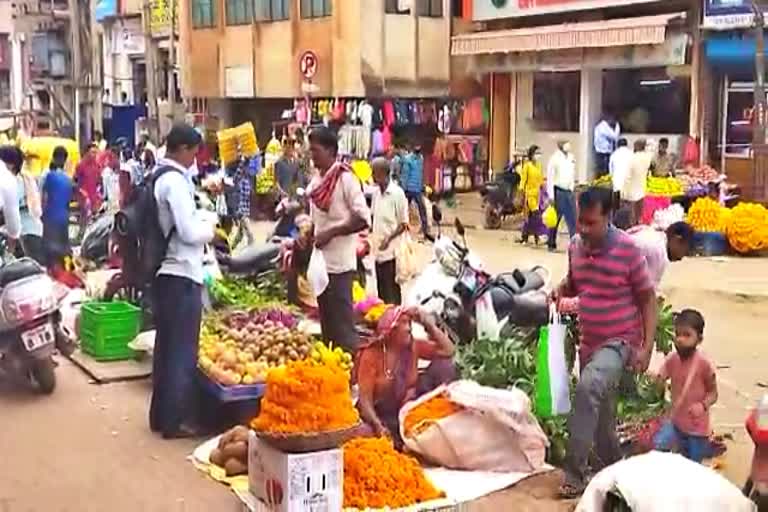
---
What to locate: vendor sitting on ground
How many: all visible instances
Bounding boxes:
[356,306,457,447]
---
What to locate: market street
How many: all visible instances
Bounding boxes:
[1,219,766,511]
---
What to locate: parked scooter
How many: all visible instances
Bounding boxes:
[479,157,523,230]
[744,394,768,509]
[0,258,68,394]
[406,206,550,344]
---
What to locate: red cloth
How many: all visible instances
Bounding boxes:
[74,156,103,210]
[309,161,351,212]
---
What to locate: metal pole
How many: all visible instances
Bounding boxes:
[753,1,766,146]
[91,0,103,135]
[168,0,176,123]
[71,0,82,144]
[143,0,159,141]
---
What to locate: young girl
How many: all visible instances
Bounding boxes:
[653,309,718,463]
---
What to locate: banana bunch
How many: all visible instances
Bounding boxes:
[310,341,354,373]
[646,177,684,197]
[591,174,612,188]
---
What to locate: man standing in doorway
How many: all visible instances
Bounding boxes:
[554,187,657,499]
[400,144,431,240]
[651,137,677,178]
[307,127,370,353]
[371,156,409,305]
[151,124,216,438]
[594,113,621,177]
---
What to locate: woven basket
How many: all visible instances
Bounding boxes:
[254,423,363,453]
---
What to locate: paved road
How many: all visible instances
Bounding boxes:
[0,218,764,511]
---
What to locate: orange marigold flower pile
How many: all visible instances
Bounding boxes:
[343,437,444,509]
[251,360,359,434]
[403,394,464,437]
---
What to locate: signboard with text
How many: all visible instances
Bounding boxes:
[472,0,661,21]
[702,0,765,30]
[150,0,178,36]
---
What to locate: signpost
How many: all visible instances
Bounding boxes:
[299,50,318,80]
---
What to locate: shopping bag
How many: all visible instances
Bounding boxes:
[534,306,571,418]
[307,249,329,297]
[542,205,558,229]
[394,233,417,284]
[399,380,549,472]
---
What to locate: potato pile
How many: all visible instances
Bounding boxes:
[199,308,315,387]
[210,425,249,476]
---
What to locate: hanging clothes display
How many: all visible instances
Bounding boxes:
[337,125,371,160]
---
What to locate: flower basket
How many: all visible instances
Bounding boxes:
[253,422,363,453]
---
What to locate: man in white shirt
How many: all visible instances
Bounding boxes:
[609,138,632,210]
[622,139,653,227]
[308,127,370,352]
[0,154,22,255]
[594,114,621,177]
[546,141,577,252]
[150,124,216,439]
[370,157,408,305]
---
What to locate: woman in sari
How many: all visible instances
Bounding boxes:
[356,306,457,446]
[518,145,547,245]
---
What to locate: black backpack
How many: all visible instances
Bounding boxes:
[114,166,182,287]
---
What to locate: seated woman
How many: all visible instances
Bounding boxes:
[356,306,457,447]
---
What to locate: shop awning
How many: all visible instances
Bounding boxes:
[451,13,685,57]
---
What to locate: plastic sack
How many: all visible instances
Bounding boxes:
[395,233,417,284]
[307,249,329,297]
[534,306,572,418]
[576,451,755,512]
[543,205,558,229]
[399,380,549,473]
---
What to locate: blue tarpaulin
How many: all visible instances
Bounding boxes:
[705,33,765,72]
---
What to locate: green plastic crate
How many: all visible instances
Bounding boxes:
[80,301,142,361]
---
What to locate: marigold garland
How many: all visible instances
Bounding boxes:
[687,197,728,233]
[251,360,359,434]
[403,394,464,438]
[725,202,768,254]
[343,437,444,509]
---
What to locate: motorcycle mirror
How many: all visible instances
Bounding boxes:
[454,218,466,238]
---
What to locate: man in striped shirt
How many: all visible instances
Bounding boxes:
[554,187,657,498]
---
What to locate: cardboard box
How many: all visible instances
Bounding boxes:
[248,431,343,512]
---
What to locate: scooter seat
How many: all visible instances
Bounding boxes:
[0,258,45,289]
[225,243,281,274]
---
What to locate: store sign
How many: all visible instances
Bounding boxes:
[112,19,145,55]
[702,0,766,30]
[150,0,178,36]
[472,0,661,21]
[225,66,254,98]
[94,0,117,21]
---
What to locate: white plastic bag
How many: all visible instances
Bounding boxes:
[395,233,417,284]
[399,380,549,473]
[534,306,571,418]
[307,249,329,297]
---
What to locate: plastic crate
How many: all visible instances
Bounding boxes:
[693,231,729,257]
[80,301,142,361]
[198,368,266,402]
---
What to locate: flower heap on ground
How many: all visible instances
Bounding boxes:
[402,393,464,438]
[251,359,359,434]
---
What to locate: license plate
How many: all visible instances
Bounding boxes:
[21,323,55,352]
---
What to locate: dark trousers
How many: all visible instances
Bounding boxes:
[595,153,611,176]
[150,274,204,435]
[43,220,70,266]
[317,271,358,353]
[564,341,629,486]
[548,187,577,250]
[376,259,401,305]
[405,190,429,235]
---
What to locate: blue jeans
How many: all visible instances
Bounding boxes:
[405,190,429,235]
[654,420,709,463]
[548,187,577,250]
[150,274,204,435]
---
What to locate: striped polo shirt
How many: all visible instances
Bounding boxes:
[566,227,653,365]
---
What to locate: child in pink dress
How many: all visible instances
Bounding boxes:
[653,309,718,463]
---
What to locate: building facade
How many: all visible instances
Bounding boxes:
[452,0,701,180]
[179,0,454,136]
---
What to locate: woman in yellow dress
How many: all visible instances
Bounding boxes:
[518,145,547,245]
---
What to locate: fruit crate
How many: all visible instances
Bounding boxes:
[80,301,142,361]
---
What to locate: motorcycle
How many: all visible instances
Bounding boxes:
[0,258,69,394]
[744,394,768,508]
[479,158,523,230]
[406,206,550,344]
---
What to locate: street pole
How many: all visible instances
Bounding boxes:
[71,0,82,144]
[753,1,766,146]
[168,0,177,123]
[143,0,160,142]
[90,0,103,136]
